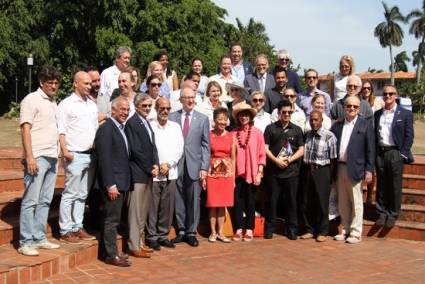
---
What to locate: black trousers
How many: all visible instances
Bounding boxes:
[375,149,404,219]
[265,175,299,234]
[300,165,331,236]
[100,190,125,260]
[233,177,257,230]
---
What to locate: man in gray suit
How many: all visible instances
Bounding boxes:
[169,87,210,247]
[244,54,275,96]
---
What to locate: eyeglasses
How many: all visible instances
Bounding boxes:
[362,87,371,91]
[284,95,297,98]
[279,58,289,62]
[150,83,162,87]
[252,98,264,103]
[347,84,360,89]
[158,107,171,111]
[230,88,241,92]
[280,110,293,115]
[141,104,152,108]
[345,104,359,109]
[181,96,195,100]
[383,92,396,97]
[306,76,317,80]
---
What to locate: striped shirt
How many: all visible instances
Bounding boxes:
[303,127,337,166]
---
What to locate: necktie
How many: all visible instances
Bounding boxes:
[183,112,190,138]
[119,124,129,154]
[259,76,265,92]
[142,119,152,142]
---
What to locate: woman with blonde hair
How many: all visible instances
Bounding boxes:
[139,61,171,98]
[334,55,355,102]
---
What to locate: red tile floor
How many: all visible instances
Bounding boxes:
[34,235,425,283]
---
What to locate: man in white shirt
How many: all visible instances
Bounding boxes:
[209,54,241,102]
[331,96,374,244]
[147,97,184,250]
[97,46,132,114]
[58,71,99,244]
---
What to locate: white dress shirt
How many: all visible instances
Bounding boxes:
[271,104,306,132]
[98,65,120,114]
[253,110,271,133]
[180,109,194,126]
[208,74,241,102]
[379,103,397,146]
[196,100,228,129]
[57,93,99,151]
[151,120,184,181]
[304,113,332,132]
[257,73,266,92]
[339,116,358,162]
[333,73,348,103]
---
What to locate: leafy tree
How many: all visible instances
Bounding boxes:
[406,1,425,85]
[374,1,405,84]
[391,51,410,72]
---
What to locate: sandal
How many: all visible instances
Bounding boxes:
[217,235,231,243]
[208,235,217,243]
[232,229,243,241]
[243,230,253,242]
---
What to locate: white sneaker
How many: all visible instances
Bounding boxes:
[346,235,362,244]
[18,245,39,256]
[33,240,61,249]
[333,234,347,241]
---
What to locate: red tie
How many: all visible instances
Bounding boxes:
[183,112,190,138]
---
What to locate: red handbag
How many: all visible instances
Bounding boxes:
[253,216,265,237]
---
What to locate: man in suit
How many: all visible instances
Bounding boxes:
[244,54,275,97]
[264,66,287,113]
[124,94,159,258]
[230,42,253,82]
[374,84,414,228]
[331,96,375,244]
[95,97,131,267]
[169,87,211,247]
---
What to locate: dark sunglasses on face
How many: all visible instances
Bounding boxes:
[345,104,359,109]
[285,95,296,98]
[347,84,359,89]
[279,58,289,62]
[150,83,162,87]
[141,104,152,108]
[230,88,241,92]
[252,98,264,103]
[158,107,171,111]
[362,87,371,91]
[383,92,396,97]
[280,110,293,114]
[306,76,317,80]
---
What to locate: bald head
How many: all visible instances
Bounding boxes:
[180,87,196,112]
[73,71,92,98]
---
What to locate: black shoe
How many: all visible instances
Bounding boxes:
[264,231,273,239]
[159,239,176,248]
[287,231,298,240]
[375,214,386,227]
[185,236,199,247]
[172,234,185,244]
[148,240,161,251]
[385,217,396,228]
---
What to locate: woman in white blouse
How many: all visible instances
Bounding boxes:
[333,55,355,103]
[197,81,228,129]
[251,91,271,133]
[305,93,332,131]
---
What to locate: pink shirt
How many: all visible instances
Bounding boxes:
[235,126,266,184]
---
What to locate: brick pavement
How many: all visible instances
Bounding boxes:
[35,236,425,284]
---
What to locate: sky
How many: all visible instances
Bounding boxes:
[212,0,423,75]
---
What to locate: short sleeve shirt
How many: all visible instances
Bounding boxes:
[264,121,304,178]
[20,88,59,158]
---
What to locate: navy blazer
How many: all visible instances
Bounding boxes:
[374,105,414,163]
[94,118,131,192]
[286,69,303,94]
[125,113,159,184]
[244,73,275,95]
[331,116,375,183]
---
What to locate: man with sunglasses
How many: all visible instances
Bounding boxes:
[147,97,184,250]
[374,85,414,228]
[331,75,373,121]
[276,49,302,94]
[331,96,375,244]
[298,69,332,117]
[124,94,159,258]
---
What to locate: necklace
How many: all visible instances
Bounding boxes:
[237,125,251,149]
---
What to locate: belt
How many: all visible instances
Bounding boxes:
[379,146,397,152]
[73,149,94,154]
[307,164,329,170]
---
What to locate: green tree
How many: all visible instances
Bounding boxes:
[374,1,405,84]
[406,1,425,85]
[391,51,410,72]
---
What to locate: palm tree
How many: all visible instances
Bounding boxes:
[374,1,405,84]
[391,51,410,72]
[406,1,425,85]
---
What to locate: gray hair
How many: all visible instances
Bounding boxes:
[346,74,362,87]
[115,46,132,59]
[256,54,268,64]
[134,93,152,107]
[277,49,291,60]
[251,90,265,99]
[111,96,129,109]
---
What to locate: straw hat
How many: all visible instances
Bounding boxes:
[232,102,257,120]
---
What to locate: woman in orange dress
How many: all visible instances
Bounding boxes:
[205,107,236,243]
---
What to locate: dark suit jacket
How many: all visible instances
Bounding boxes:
[374,105,414,163]
[244,73,275,95]
[286,69,303,93]
[125,113,159,184]
[264,89,283,113]
[331,95,374,122]
[95,118,131,192]
[331,116,375,183]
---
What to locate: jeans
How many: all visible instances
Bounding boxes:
[59,153,94,235]
[19,156,58,246]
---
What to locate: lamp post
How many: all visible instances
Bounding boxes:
[27,54,33,94]
[15,76,18,103]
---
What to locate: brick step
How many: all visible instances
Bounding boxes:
[0,148,21,170]
[363,219,425,242]
[0,188,63,218]
[0,170,64,193]
[0,235,123,283]
[404,155,425,175]
[402,188,425,206]
[402,174,425,189]
[399,204,425,223]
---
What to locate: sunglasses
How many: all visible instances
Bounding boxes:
[150,83,162,87]
[158,107,171,111]
[230,88,241,92]
[306,76,317,80]
[141,104,152,108]
[279,58,290,62]
[252,98,264,103]
[362,87,371,91]
[347,84,359,89]
[345,104,359,109]
[383,92,396,97]
[280,110,293,115]
[284,95,297,98]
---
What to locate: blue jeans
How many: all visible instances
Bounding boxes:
[19,156,58,246]
[59,153,94,235]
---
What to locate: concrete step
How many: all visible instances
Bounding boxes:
[402,174,425,189]
[0,169,64,193]
[402,188,425,206]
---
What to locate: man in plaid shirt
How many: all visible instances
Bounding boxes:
[300,111,337,242]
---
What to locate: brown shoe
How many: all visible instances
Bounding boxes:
[61,232,82,244]
[141,247,154,253]
[316,235,327,242]
[75,229,96,240]
[129,250,151,258]
[105,256,131,267]
[300,233,314,240]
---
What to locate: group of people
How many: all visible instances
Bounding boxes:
[17,44,414,268]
